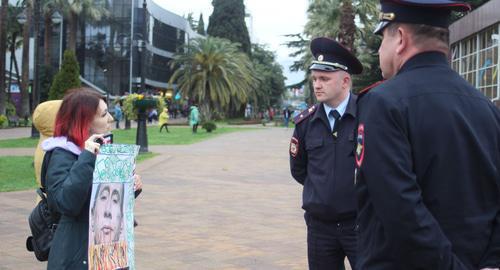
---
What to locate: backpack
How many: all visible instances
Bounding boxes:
[26,150,60,261]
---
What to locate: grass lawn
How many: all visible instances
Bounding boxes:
[112,125,250,145]
[0,126,251,148]
[0,153,158,192]
[0,156,37,192]
[0,137,38,148]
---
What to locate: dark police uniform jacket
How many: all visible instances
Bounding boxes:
[290,94,357,221]
[356,51,500,269]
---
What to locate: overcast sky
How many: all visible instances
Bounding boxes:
[153,0,308,86]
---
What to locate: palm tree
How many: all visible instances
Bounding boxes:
[20,0,32,118]
[6,5,24,107]
[0,0,9,115]
[169,37,257,121]
[53,0,108,51]
[42,0,59,66]
[304,0,378,51]
[285,0,379,95]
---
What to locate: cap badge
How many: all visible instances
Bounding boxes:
[318,55,324,61]
[379,12,395,21]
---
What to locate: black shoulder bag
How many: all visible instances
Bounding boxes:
[26,150,60,261]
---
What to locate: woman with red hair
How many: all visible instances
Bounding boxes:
[41,88,142,269]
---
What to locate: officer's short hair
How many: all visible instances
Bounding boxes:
[385,23,449,49]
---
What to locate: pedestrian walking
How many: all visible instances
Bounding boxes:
[283,107,292,128]
[189,105,200,133]
[159,108,170,133]
[355,1,500,269]
[114,103,122,129]
[290,37,363,270]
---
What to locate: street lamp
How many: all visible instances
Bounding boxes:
[50,11,64,68]
[16,10,27,25]
[136,0,149,153]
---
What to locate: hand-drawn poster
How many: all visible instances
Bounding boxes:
[88,144,140,270]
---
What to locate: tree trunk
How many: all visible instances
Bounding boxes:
[68,11,78,51]
[13,48,20,89]
[8,33,16,103]
[20,0,32,118]
[338,0,356,53]
[200,102,211,122]
[0,0,9,115]
[44,14,52,66]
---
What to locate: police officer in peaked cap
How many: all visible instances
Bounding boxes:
[290,37,362,270]
[355,1,500,269]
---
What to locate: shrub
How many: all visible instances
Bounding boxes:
[5,102,16,116]
[0,115,7,127]
[202,121,217,132]
[48,50,81,100]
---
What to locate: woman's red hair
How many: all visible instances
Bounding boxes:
[53,88,103,148]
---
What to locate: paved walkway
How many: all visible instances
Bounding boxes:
[0,127,326,269]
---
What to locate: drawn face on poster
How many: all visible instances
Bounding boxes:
[90,183,125,244]
[89,144,139,270]
[89,182,131,270]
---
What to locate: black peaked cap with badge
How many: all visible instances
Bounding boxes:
[310,37,363,75]
[374,0,471,35]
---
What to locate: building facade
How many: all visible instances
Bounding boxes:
[450,0,500,107]
[75,0,197,96]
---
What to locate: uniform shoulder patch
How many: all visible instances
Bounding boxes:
[358,80,384,96]
[290,137,299,157]
[293,105,317,125]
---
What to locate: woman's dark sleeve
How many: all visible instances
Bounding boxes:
[46,149,96,217]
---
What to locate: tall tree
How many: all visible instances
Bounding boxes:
[20,0,32,118]
[42,0,59,66]
[285,0,379,93]
[251,44,286,111]
[338,0,356,52]
[0,0,8,115]
[53,0,108,51]
[169,37,257,121]
[207,0,251,55]
[186,12,196,30]
[6,4,24,115]
[197,13,205,35]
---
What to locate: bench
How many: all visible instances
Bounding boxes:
[7,115,28,127]
[8,115,19,127]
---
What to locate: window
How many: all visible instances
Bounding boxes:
[451,23,499,101]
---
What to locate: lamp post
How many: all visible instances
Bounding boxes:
[135,0,149,153]
[50,11,63,68]
[30,0,41,138]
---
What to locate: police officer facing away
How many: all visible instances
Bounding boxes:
[290,37,363,270]
[355,1,500,269]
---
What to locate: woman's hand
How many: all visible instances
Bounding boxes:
[85,134,104,154]
[133,174,143,192]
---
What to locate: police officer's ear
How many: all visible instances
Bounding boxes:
[341,72,352,90]
[394,24,413,55]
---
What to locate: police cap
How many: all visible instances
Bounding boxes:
[374,0,471,35]
[309,37,363,75]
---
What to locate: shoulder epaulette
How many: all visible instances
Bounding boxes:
[358,80,385,96]
[294,104,317,125]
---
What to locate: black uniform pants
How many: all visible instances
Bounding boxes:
[305,213,358,270]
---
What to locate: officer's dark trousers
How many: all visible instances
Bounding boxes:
[305,213,357,270]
